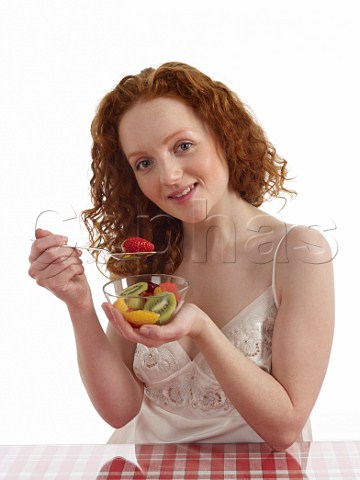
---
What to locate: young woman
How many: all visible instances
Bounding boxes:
[28,62,334,450]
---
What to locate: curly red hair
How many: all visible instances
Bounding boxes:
[82,62,295,277]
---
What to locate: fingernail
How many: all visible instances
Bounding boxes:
[140,327,150,336]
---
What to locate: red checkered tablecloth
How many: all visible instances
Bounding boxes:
[0,442,360,479]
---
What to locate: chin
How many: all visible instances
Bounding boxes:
[182,212,208,224]
[161,199,209,224]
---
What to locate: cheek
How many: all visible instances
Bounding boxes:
[216,157,230,183]
[136,176,158,202]
[206,158,229,186]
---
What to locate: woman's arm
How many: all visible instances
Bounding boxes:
[191,226,335,450]
[69,302,144,428]
[68,300,143,428]
[29,229,144,428]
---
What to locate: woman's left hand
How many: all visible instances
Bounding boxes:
[103,301,207,348]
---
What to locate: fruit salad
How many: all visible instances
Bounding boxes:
[113,280,179,326]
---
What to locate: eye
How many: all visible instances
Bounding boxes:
[176,142,192,153]
[135,159,152,171]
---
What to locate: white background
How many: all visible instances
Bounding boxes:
[1,0,359,444]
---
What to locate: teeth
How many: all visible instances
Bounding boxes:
[173,185,194,198]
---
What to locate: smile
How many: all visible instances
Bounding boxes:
[169,184,196,199]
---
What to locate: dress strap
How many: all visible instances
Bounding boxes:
[271,224,298,308]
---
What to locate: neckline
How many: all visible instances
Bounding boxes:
[176,285,274,363]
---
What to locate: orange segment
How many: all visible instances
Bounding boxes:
[123,310,160,326]
[113,297,129,314]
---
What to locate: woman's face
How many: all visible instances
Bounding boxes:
[118,96,230,223]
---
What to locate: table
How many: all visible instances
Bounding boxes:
[1,442,360,479]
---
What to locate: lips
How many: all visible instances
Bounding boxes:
[168,183,196,199]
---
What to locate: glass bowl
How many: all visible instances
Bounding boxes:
[103,274,189,326]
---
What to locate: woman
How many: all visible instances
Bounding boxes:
[28,62,334,450]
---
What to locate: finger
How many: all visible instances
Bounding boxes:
[36,262,85,291]
[29,233,69,262]
[35,228,54,239]
[102,303,132,339]
[34,257,84,285]
[104,303,160,344]
[132,326,168,348]
[33,244,80,269]
[48,245,79,264]
[138,324,162,338]
[137,311,189,344]
[29,250,83,280]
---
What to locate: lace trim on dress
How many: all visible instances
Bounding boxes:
[226,304,277,367]
[133,301,277,414]
[142,365,233,413]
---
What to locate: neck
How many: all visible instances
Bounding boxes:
[182,194,260,263]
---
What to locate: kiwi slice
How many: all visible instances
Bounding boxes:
[119,281,148,297]
[145,292,177,324]
[127,297,145,310]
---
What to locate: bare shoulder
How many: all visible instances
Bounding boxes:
[274,224,335,312]
[281,224,335,265]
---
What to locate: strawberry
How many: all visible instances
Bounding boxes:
[121,236,155,253]
[140,291,152,297]
[139,282,159,296]
[157,282,180,301]
[146,281,159,294]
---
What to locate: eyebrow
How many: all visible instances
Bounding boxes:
[161,129,194,145]
[127,150,147,163]
[127,129,195,162]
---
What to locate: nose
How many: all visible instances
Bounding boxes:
[158,160,183,185]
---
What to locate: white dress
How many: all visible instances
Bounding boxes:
[108,229,312,444]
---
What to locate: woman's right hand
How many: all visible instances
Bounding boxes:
[28,228,92,309]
